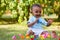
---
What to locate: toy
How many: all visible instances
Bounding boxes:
[30,35,34,40]
[18,34,24,39]
[12,35,16,40]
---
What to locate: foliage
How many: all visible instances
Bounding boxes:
[0,0,60,23]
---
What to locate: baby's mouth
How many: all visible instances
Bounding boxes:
[36,15,41,16]
[35,15,41,18]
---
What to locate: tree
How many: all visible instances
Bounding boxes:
[0,0,60,24]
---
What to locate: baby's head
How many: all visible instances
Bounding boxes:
[31,4,42,18]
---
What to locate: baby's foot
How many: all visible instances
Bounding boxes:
[51,31,57,38]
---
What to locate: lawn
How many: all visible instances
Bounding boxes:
[0,22,60,40]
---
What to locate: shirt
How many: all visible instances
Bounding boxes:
[28,16,48,29]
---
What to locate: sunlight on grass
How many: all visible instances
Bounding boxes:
[0,22,60,40]
[0,24,28,40]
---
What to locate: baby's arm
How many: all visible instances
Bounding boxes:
[28,18,39,27]
[40,18,53,27]
[47,19,53,26]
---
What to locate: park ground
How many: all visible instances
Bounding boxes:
[0,22,60,40]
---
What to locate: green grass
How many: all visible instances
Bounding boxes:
[0,22,60,40]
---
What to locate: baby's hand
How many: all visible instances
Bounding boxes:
[48,19,53,24]
[35,18,39,22]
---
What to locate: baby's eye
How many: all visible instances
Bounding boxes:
[35,11,41,13]
[35,11,38,13]
[39,11,41,13]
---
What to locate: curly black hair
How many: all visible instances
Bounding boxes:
[31,4,42,10]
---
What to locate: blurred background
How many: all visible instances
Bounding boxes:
[0,0,60,40]
[0,0,60,24]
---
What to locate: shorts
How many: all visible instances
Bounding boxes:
[27,28,46,35]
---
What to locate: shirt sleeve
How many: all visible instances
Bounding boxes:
[39,18,48,26]
[27,17,33,24]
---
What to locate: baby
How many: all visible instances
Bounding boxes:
[27,4,53,40]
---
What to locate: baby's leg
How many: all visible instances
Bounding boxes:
[41,31,48,35]
[40,31,50,38]
[51,31,57,38]
[41,31,58,38]
[27,30,36,40]
[27,30,34,35]
[27,30,38,40]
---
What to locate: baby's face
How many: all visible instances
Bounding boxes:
[32,6,42,17]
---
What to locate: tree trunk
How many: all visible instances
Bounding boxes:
[58,13,60,22]
[26,5,30,21]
